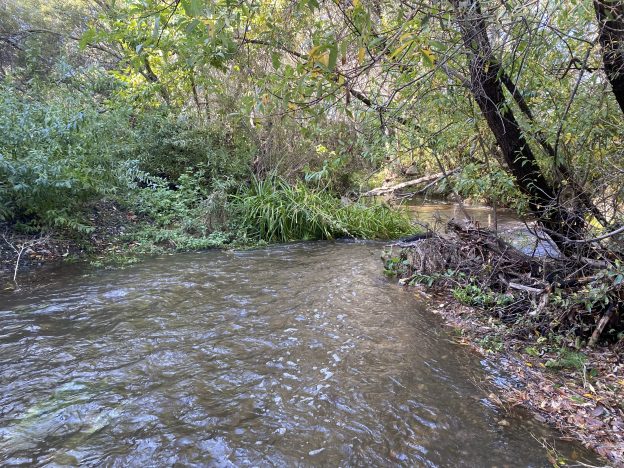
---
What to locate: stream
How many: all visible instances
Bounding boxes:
[0,232,600,466]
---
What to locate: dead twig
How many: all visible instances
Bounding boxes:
[2,234,49,285]
[589,304,615,347]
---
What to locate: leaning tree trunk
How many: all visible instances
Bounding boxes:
[448,0,587,253]
[594,1,624,114]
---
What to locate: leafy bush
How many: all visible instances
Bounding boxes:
[128,112,253,184]
[128,171,236,251]
[233,177,413,242]
[0,87,130,232]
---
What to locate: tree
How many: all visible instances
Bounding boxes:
[87,0,624,254]
[594,0,624,114]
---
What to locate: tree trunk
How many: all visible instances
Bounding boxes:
[594,1,624,114]
[141,56,171,106]
[449,0,585,249]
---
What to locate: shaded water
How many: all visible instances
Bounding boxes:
[403,196,519,229]
[0,242,596,466]
[403,196,559,257]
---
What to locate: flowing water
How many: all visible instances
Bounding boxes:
[0,241,599,466]
[403,196,519,229]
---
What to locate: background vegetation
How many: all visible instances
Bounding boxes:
[2,0,624,271]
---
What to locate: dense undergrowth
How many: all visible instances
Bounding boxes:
[0,84,413,261]
[383,225,624,347]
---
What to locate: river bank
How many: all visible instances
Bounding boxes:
[397,274,623,465]
[0,202,138,288]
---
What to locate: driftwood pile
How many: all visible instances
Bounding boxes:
[387,221,623,346]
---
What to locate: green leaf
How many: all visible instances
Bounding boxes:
[185,18,201,33]
[271,51,281,70]
[79,27,97,50]
[182,0,203,17]
[328,44,338,71]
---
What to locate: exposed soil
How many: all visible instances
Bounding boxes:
[0,200,138,287]
[408,285,623,465]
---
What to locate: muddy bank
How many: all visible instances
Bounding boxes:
[0,202,137,287]
[401,284,623,464]
[0,230,82,286]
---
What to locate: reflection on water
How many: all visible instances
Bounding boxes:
[0,243,595,466]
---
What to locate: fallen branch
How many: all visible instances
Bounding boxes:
[362,168,459,197]
[2,234,49,285]
[508,282,544,294]
[588,304,615,347]
[543,224,624,245]
[3,235,25,283]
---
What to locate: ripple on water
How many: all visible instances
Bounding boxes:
[0,243,601,466]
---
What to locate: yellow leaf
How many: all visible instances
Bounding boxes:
[390,42,410,59]
[421,47,436,65]
[357,47,365,64]
[318,52,329,67]
[308,45,322,59]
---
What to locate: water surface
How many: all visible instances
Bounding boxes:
[0,242,595,466]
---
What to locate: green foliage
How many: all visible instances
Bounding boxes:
[477,335,504,353]
[0,87,129,232]
[128,113,253,183]
[452,283,513,309]
[383,255,411,277]
[455,163,528,213]
[128,172,236,251]
[545,349,588,371]
[234,177,413,243]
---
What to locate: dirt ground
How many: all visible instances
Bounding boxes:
[0,201,136,287]
[408,285,623,465]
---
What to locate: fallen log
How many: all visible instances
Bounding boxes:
[362,168,459,197]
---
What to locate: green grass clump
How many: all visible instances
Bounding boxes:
[234,177,413,243]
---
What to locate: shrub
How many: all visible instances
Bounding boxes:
[128,112,253,184]
[0,87,130,232]
[127,171,237,251]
